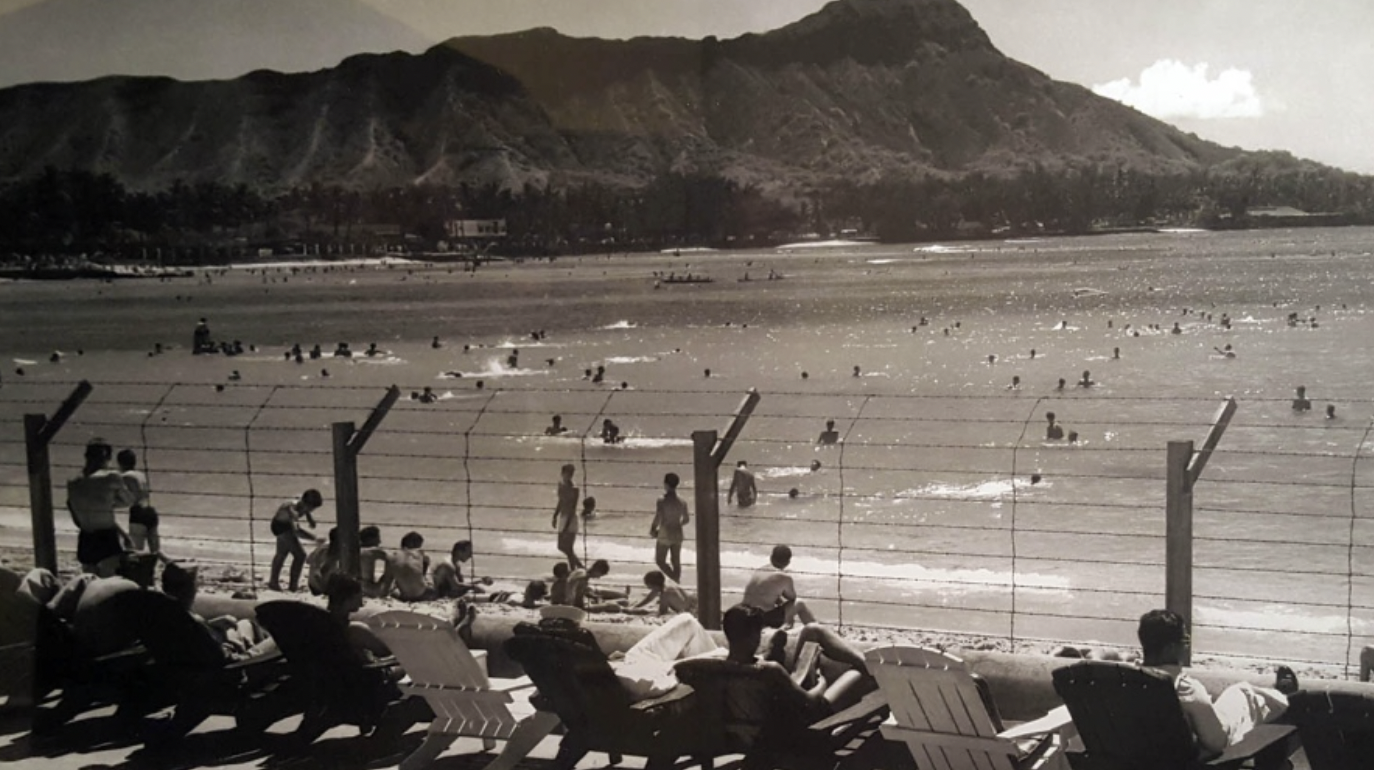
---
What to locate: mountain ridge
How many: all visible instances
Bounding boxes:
[0,0,1249,195]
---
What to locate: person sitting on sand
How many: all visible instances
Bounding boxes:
[568,559,630,612]
[1291,386,1312,412]
[548,562,572,605]
[1045,412,1065,441]
[626,570,697,616]
[743,545,816,628]
[727,460,758,509]
[817,420,840,446]
[1137,609,1297,758]
[359,525,394,599]
[306,527,339,596]
[432,540,492,598]
[390,531,433,602]
[544,414,568,435]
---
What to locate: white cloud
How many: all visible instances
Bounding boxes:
[1093,59,1264,120]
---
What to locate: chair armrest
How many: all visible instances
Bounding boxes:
[999,705,1073,740]
[630,683,696,712]
[224,648,284,671]
[1207,723,1296,767]
[490,675,535,692]
[811,689,888,732]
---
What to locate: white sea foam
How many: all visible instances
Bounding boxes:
[604,355,659,364]
[893,478,1040,502]
[602,320,637,330]
[438,359,549,379]
[914,244,973,254]
[777,239,869,250]
[758,465,818,480]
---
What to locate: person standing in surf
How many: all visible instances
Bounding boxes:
[727,460,758,509]
[650,472,690,582]
[552,463,584,569]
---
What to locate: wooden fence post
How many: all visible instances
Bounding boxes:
[331,386,401,580]
[24,381,93,571]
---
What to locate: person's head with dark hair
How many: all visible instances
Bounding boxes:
[161,562,198,609]
[737,460,748,468]
[401,531,424,549]
[644,570,666,589]
[324,526,339,555]
[552,562,570,579]
[1138,608,1189,666]
[300,489,324,510]
[522,580,549,607]
[116,448,137,471]
[770,544,793,569]
[84,437,113,470]
[452,540,473,562]
[723,603,766,661]
[359,525,381,548]
[325,572,364,617]
[560,463,575,481]
[664,472,680,491]
[589,559,610,578]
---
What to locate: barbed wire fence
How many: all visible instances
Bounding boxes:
[2,379,1372,675]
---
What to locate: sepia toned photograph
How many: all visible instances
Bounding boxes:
[2,1,1372,768]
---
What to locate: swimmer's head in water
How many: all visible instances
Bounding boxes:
[788,487,799,499]
[810,460,822,471]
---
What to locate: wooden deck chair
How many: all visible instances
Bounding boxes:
[1286,689,1374,770]
[673,653,890,770]
[1051,660,1297,770]
[255,600,428,744]
[111,590,292,742]
[504,625,706,770]
[365,610,557,770]
[864,645,1065,770]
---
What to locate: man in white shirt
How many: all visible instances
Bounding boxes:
[1138,609,1296,758]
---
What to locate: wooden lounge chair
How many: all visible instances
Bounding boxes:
[673,653,890,770]
[864,645,1067,770]
[365,610,557,770]
[112,590,292,742]
[503,623,706,770]
[1286,689,1374,770]
[1051,660,1298,770]
[255,600,430,744]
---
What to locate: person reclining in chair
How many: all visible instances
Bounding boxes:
[1138,609,1298,758]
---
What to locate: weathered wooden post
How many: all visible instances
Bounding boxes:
[332,386,401,579]
[693,390,761,630]
[1166,397,1236,666]
[24,381,94,571]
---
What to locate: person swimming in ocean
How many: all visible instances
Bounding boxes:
[1292,386,1312,412]
[1214,344,1236,359]
[817,420,840,446]
[1077,370,1094,388]
[1045,412,1065,441]
[545,415,568,436]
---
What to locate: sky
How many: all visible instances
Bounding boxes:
[0,0,1370,173]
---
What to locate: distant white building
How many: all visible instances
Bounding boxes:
[445,219,506,238]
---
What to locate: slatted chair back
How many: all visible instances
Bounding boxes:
[1051,661,1198,770]
[1287,689,1374,770]
[865,645,1016,770]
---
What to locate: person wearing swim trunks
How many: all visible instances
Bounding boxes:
[117,449,161,558]
[268,489,322,592]
[67,437,135,576]
[728,460,758,509]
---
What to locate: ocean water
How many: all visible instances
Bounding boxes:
[2,227,1373,668]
